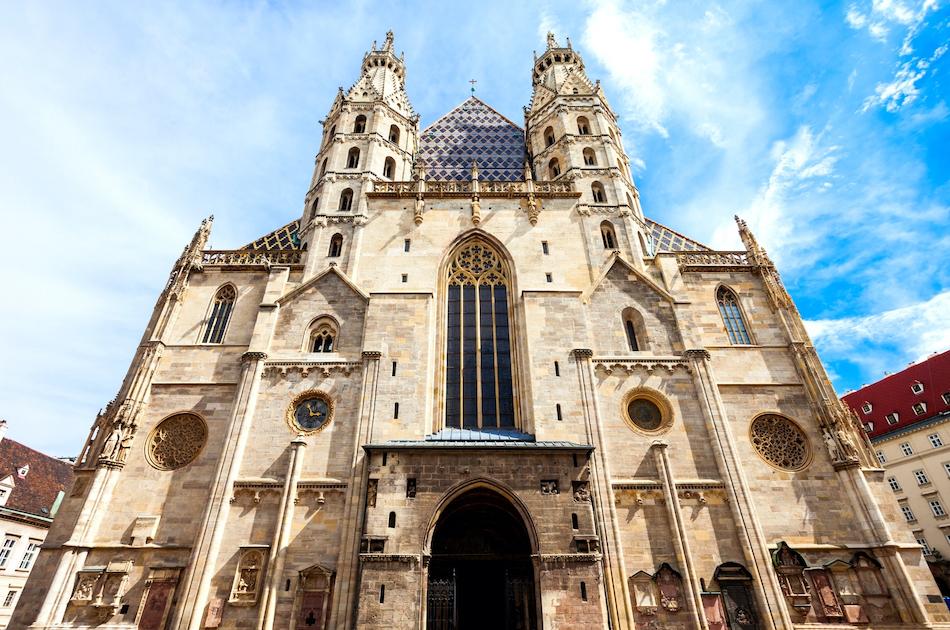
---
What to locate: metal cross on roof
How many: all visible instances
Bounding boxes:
[469,78,477,94]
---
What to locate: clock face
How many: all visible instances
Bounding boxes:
[293,396,331,432]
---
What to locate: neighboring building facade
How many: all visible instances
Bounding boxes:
[13,32,950,630]
[843,350,950,592]
[0,421,73,628]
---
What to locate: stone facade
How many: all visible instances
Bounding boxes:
[12,31,950,630]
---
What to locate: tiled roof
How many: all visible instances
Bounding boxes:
[242,220,300,250]
[367,427,591,451]
[418,97,526,182]
[645,219,710,253]
[843,349,950,440]
[0,437,73,521]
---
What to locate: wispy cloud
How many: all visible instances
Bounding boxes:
[862,43,948,112]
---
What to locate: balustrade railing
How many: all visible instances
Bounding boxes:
[201,249,303,266]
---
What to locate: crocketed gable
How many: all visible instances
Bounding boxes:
[418,97,525,182]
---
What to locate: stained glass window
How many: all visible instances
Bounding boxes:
[202,285,236,344]
[717,286,752,345]
[445,241,515,429]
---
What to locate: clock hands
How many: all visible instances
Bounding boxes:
[305,402,325,418]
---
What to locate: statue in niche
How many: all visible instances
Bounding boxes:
[572,481,590,502]
[655,563,683,612]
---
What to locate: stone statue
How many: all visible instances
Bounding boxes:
[822,430,841,462]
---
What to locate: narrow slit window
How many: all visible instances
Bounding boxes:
[404,239,411,252]
[625,318,639,351]
[554,361,560,376]
[202,285,236,344]
[394,402,399,419]
[379,584,385,603]
[556,404,563,421]
[388,512,396,528]
[546,273,553,283]
[392,361,397,376]
[580,581,588,601]
[571,513,579,529]
[716,286,752,344]
[542,241,549,255]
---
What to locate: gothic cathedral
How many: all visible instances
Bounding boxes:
[14,32,950,630]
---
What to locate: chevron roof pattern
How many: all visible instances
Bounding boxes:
[418,97,525,182]
[242,219,299,250]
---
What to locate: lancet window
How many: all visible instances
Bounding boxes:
[577,116,591,135]
[339,188,353,212]
[383,157,396,179]
[309,318,337,353]
[600,221,617,249]
[346,147,360,169]
[548,158,561,178]
[353,115,367,133]
[444,240,515,429]
[327,234,343,258]
[591,181,607,203]
[717,286,752,344]
[202,285,236,344]
[544,126,555,147]
[388,124,400,144]
[583,148,596,166]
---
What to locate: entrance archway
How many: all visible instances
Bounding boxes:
[426,488,538,630]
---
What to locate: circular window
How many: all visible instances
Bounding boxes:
[623,391,672,434]
[146,413,207,471]
[749,414,811,471]
[287,391,335,434]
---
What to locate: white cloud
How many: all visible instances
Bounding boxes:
[846,5,869,28]
[806,290,950,378]
[863,43,947,112]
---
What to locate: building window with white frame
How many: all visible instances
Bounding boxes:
[17,541,40,570]
[942,392,950,405]
[862,402,873,414]
[0,537,17,568]
[931,500,947,517]
[914,403,927,416]
[887,477,901,492]
[876,450,886,464]
[914,469,930,485]
[917,537,932,554]
[911,382,924,394]
[887,412,900,425]
[901,442,913,456]
[901,504,916,522]
[930,433,943,448]
[1,590,16,607]
[863,422,874,432]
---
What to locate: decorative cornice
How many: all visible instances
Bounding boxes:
[241,351,268,363]
[683,349,711,361]
[538,553,601,566]
[362,351,382,360]
[571,348,594,358]
[360,553,419,564]
[592,356,691,375]
[262,361,362,378]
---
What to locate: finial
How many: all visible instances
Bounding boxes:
[524,161,533,182]
[470,160,480,180]
[371,40,377,52]
[384,30,394,51]
[566,37,572,49]
[734,215,748,230]
[546,32,558,49]
[469,78,478,95]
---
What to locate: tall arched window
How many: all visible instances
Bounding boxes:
[544,126,555,147]
[202,285,236,344]
[601,221,617,249]
[319,158,328,178]
[583,148,597,166]
[622,307,647,352]
[591,181,607,203]
[328,233,343,257]
[383,157,396,179]
[388,124,400,144]
[548,158,561,178]
[339,188,353,212]
[445,240,515,429]
[617,158,628,179]
[717,286,752,344]
[353,115,367,133]
[577,116,591,135]
[308,317,338,353]
[325,125,336,146]
[346,147,360,169]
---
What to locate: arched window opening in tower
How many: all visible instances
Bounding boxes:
[319,158,328,178]
[346,147,360,169]
[548,158,560,178]
[591,181,607,204]
[617,158,627,179]
[583,148,596,166]
[353,115,367,133]
[622,307,648,352]
[600,221,617,250]
[544,126,555,147]
[577,116,591,135]
[328,233,343,258]
[202,285,236,344]
[339,188,354,212]
[389,124,400,145]
[309,319,337,353]
[383,157,396,180]
[326,125,336,144]
[717,286,752,345]
[444,240,516,430]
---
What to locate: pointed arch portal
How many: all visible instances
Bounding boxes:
[426,488,537,630]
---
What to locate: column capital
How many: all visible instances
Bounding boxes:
[683,349,711,361]
[571,348,594,359]
[362,350,382,360]
[241,351,268,363]
[650,440,669,451]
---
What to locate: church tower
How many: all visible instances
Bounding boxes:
[301,31,418,278]
[526,32,650,265]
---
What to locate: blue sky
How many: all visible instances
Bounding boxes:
[0,1,947,455]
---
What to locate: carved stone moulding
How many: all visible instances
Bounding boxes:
[69,560,133,614]
[230,479,347,505]
[538,553,601,568]
[262,361,362,378]
[592,356,692,375]
[359,553,419,564]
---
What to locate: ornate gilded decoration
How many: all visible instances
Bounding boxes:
[145,413,207,471]
[749,414,811,471]
[287,390,335,434]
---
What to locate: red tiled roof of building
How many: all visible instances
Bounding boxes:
[842,349,950,440]
[0,436,74,520]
